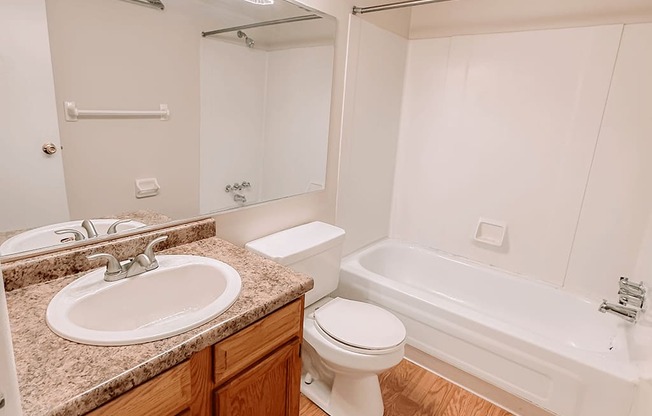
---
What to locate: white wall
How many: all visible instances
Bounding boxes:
[0,269,22,416]
[336,17,408,255]
[391,25,621,286]
[0,0,69,232]
[199,39,266,213]
[46,0,200,220]
[261,46,333,202]
[566,23,652,300]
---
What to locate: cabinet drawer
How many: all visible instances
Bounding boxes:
[214,298,303,384]
[87,361,191,416]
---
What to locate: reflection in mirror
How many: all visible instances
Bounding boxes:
[0,0,336,258]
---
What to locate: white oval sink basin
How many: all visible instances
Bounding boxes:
[0,219,146,256]
[46,255,242,346]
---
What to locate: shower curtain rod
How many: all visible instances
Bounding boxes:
[202,14,321,37]
[120,0,165,11]
[352,0,453,15]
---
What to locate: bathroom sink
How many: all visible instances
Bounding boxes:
[0,219,146,256]
[46,255,242,346]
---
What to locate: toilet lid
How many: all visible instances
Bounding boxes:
[314,298,406,351]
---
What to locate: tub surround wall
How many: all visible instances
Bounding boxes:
[199,39,266,213]
[337,17,407,255]
[261,46,333,202]
[391,25,621,288]
[200,41,333,213]
[565,23,652,299]
[341,19,652,300]
[5,236,312,415]
[1,218,215,291]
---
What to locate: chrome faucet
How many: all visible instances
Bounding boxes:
[618,277,647,309]
[81,219,99,238]
[87,235,168,282]
[599,276,647,323]
[54,218,133,243]
[599,300,639,323]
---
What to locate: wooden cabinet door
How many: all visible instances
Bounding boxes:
[87,362,191,416]
[214,340,301,416]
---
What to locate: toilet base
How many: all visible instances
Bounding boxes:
[301,370,384,416]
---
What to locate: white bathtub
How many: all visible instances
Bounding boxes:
[338,239,652,416]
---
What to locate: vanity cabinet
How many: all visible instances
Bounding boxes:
[86,361,192,416]
[86,298,304,416]
[214,341,301,415]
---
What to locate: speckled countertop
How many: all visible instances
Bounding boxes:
[5,237,313,416]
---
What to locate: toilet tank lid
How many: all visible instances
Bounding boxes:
[245,222,345,266]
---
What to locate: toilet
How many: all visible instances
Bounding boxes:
[245,222,406,416]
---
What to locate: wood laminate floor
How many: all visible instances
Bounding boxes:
[299,360,513,416]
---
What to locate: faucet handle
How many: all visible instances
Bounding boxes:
[619,277,646,296]
[618,292,645,309]
[107,219,132,234]
[87,253,124,281]
[143,235,168,268]
[54,229,86,241]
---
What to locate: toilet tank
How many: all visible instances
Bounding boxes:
[245,222,345,307]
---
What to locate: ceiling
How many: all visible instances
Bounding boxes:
[170,0,336,50]
[356,0,652,38]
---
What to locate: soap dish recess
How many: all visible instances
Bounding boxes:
[473,218,507,247]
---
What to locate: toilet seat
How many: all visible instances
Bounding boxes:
[313,297,406,355]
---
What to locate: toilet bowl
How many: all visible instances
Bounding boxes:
[246,222,407,416]
[302,297,405,415]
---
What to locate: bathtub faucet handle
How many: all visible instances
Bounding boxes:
[618,277,647,310]
[619,277,646,296]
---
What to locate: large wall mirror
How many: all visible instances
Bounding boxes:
[0,0,336,258]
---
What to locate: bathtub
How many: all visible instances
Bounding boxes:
[337,239,652,416]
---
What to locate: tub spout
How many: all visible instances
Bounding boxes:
[599,300,638,323]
